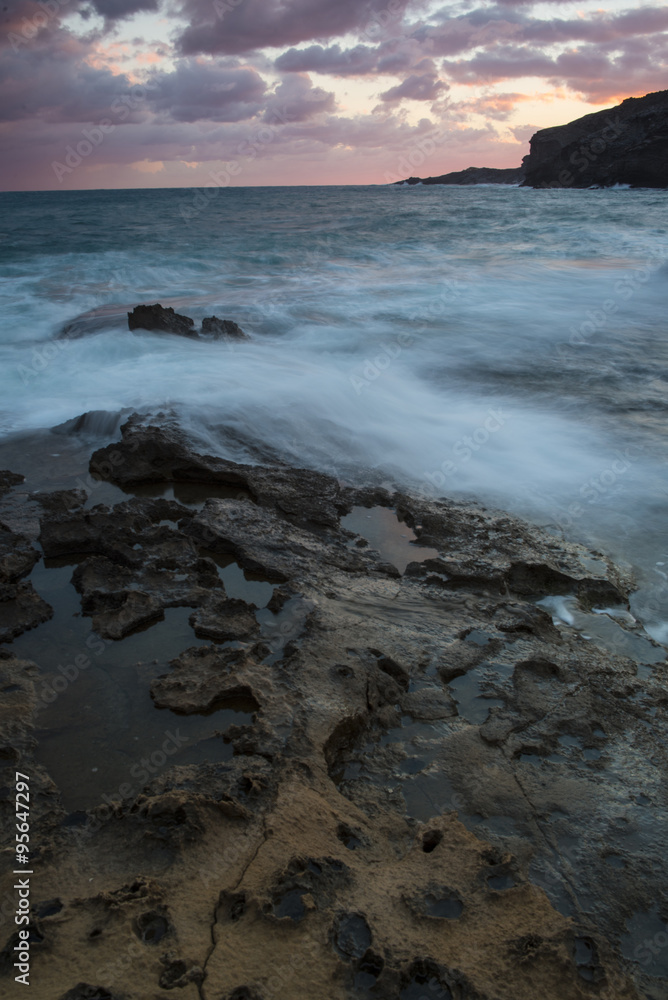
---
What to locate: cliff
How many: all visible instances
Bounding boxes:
[398,165,524,186]
[522,89,668,189]
[394,89,668,189]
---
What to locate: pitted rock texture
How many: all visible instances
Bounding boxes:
[0,424,665,1000]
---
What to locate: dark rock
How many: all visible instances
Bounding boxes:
[189,595,259,643]
[522,89,668,189]
[51,410,125,438]
[0,523,39,588]
[333,912,372,959]
[59,986,118,1000]
[89,413,348,528]
[202,316,250,341]
[396,165,524,186]
[0,523,51,642]
[127,303,197,339]
[91,590,164,640]
[0,582,53,643]
[0,470,24,498]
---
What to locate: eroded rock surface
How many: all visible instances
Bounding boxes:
[0,421,665,1000]
[0,516,52,642]
[127,305,250,342]
[128,304,197,339]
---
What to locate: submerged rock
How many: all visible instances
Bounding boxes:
[127,303,197,338]
[127,304,250,341]
[201,316,249,341]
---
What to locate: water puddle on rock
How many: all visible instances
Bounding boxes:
[9,557,260,813]
[202,548,275,607]
[341,506,438,574]
[123,481,254,509]
[537,595,665,665]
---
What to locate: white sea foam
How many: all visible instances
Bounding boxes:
[0,185,666,625]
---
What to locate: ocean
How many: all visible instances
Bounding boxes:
[1,184,667,640]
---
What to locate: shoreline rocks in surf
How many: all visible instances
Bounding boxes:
[0,413,665,999]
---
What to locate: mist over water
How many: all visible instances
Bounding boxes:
[1,184,667,632]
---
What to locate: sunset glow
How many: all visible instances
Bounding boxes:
[1,0,665,188]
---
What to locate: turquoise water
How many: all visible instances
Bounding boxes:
[0,184,667,634]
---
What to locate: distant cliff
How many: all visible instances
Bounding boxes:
[522,89,668,189]
[398,166,524,186]
[394,89,668,190]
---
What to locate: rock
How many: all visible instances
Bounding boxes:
[0,470,24,498]
[5,420,666,1000]
[522,89,668,189]
[127,303,197,338]
[0,523,52,641]
[90,590,164,640]
[395,90,668,191]
[189,595,259,643]
[150,645,262,717]
[89,413,348,527]
[396,166,525,186]
[202,316,249,341]
[0,523,39,588]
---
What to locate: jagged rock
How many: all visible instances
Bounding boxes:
[395,90,668,191]
[89,413,348,527]
[202,316,249,341]
[522,89,668,189]
[127,303,197,338]
[4,418,666,1000]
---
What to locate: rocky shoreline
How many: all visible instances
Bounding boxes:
[395,89,668,190]
[1,413,667,999]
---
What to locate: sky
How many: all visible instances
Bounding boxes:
[0,0,666,188]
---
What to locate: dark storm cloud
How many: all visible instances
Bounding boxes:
[275,44,381,76]
[147,59,267,122]
[88,0,159,19]
[176,0,411,57]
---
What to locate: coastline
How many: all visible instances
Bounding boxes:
[1,412,666,998]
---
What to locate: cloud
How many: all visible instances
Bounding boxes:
[176,0,411,57]
[263,74,337,122]
[380,71,448,102]
[147,59,267,122]
[275,43,380,76]
[89,0,159,19]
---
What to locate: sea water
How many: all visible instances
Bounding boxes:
[0,184,667,638]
